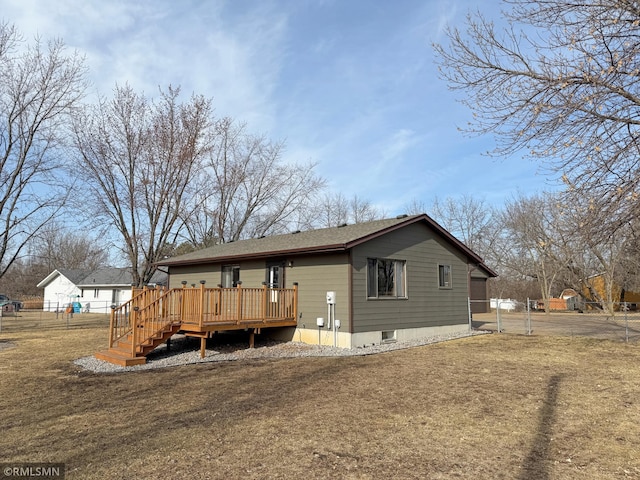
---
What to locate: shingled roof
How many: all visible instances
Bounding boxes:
[159,213,495,275]
[76,267,168,287]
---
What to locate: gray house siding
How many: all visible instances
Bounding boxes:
[167,263,221,287]
[287,253,350,331]
[350,222,469,333]
[169,260,278,288]
[167,254,351,330]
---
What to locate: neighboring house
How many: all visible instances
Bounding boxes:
[159,214,497,348]
[38,267,167,313]
[582,273,640,311]
[37,269,91,311]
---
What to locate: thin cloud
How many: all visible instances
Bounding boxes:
[2,0,549,214]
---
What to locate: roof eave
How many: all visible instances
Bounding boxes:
[36,269,62,288]
[159,244,348,267]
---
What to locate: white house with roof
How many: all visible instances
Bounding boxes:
[37,268,167,313]
[36,269,89,312]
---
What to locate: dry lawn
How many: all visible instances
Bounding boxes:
[1,313,640,479]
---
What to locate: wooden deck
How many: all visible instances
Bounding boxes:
[95,283,298,366]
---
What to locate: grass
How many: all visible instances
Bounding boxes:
[1,313,640,479]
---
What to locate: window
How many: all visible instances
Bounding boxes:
[382,330,397,342]
[367,258,406,298]
[221,265,240,288]
[438,264,452,288]
[266,262,285,288]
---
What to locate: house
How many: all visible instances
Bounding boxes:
[38,267,167,313]
[158,214,497,348]
[37,269,92,312]
[582,273,640,311]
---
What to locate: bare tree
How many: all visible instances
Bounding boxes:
[558,189,637,314]
[434,0,640,238]
[73,85,212,286]
[0,22,87,279]
[350,195,382,224]
[187,118,325,244]
[402,198,428,216]
[31,222,109,272]
[314,192,350,228]
[313,192,384,228]
[429,194,497,254]
[0,224,109,297]
[498,193,569,312]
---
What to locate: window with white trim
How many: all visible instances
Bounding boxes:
[438,264,452,288]
[367,258,406,298]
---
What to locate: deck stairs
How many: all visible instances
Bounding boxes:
[95,320,181,366]
[94,283,299,366]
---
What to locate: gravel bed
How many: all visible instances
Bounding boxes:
[74,330,490,374]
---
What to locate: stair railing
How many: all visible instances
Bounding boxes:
[108,283,299,353]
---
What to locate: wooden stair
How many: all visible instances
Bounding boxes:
[95,322,181,367]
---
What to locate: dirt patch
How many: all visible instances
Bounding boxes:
[1,323,640,479]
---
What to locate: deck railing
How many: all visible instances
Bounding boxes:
[108,283,298,355]
[108,286,164,348]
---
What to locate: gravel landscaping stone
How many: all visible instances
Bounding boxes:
[74,330,490,373]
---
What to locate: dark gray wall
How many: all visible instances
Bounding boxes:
[350,222,469,333]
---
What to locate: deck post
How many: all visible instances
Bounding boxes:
[293,282,299,321]
[236,282,243,324]
[180,281,187,323]
[249,329,255,348]
[199,280,206,327]
[131,306,139,358]
[262,282,268,320]
[216,285,222,316]
[108,305,116,348]
[200,336,206,358]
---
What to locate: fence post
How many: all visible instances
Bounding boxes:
[496,301,502,333]
[624,302,629,343]
[467,297,472,333]
[526,298,532,335]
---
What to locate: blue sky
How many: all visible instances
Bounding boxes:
[2,0,555,215]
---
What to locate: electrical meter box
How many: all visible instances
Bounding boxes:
[326,291,336,304]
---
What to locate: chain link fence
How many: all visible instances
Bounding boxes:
[0,299,110,333]
[470,299,640,342]
[22,299,116,315]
